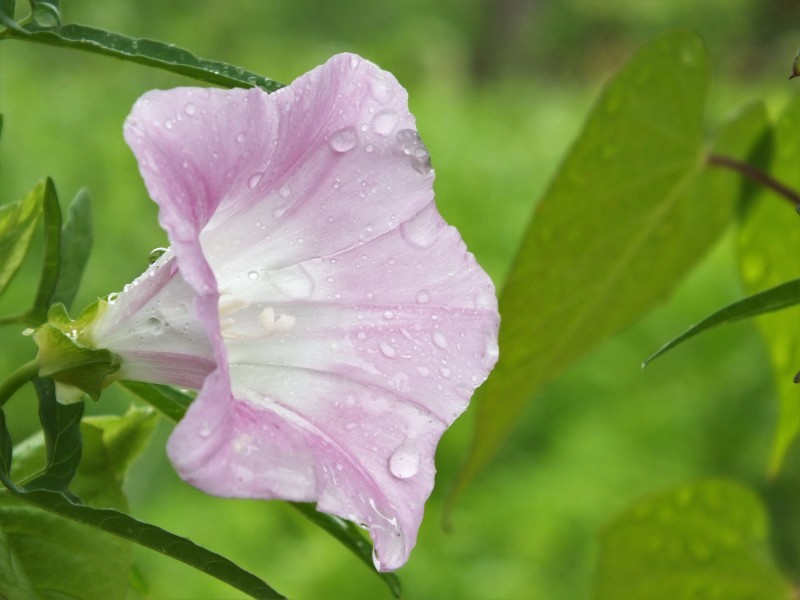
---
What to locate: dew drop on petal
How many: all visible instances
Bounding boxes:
[248,172,264,189]
[269,264,315,299]
[279,184,291,198]
[329,126,358,153]
[349,55,360,69]
[416,290,430,304]
[380,342,397,358]
[247,270,259,280]
[147,317,163,335]
[483,335,499,366]
[236,132,246,143]
[383,310,395,320]
[107,292,119,305]
[371,109,398,136]
[184,102,197,116]
[396,129,432,174]
[369,74,392,103]
[432,331,448,350]
[389,442,420,479]
[400,203,441,248]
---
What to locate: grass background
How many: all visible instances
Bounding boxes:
[0,1,798,598]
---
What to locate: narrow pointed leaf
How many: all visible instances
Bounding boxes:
[454,33,769,501]
[4,23,283,91]
[119,380,194,422]
[595,480,792,599]
[28,177,61,325]
[735,96,800,473]
[0,179,43,299]
[52,188,92,310]
[291,502,402,598]
[644,279,800,366]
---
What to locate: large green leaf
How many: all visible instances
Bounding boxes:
[0,178,43,299]
[594,480,792,599]
[455,33,768,498]
[735,95,800,474]
[52,188,92,310]
[643,279,800,367]
[1,21,283,91]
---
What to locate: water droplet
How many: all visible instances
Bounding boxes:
[184,102,197,116]
[416,290,430,304]
[236,132,246,143]
[389,442,420,479]
[248,172,264,189]
[279,184,291,198]
[432,331,448,349]
[483,336,499,365]
[383,310,395,320]
[346,422,357,430]
[147,317,163,335]
[329,127,358,153]
[248,270,259,280]
[365,144,374,153]
[400,203,440,248]
[416,365,430,376]
[148,247,168,264]
[107,292,119,305]
[269,264,315,299]
[369,74,392,103]
[349,55,360,69]
[164,119,174,130]
[439,366,451,378]
[380,342,397,358]
[332,180,341,190]
[396,129,431,174]
[371,109,398,136]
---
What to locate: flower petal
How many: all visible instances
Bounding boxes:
[122,53,500,571]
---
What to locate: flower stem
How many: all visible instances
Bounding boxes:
[0,359,40,407]
[707,153,800,207]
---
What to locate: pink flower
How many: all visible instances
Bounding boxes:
[91,53,499,570]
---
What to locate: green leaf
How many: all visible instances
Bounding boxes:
[643,279,800,367]
[0,493,133,599]
[735,95,800,474]
[24,377,83,493]
[119,380,194,422]
[4,22,283,91]
[28,177,62,325]
[0,178,44,299]
[454,31,749,498]
[119,380,400,596]
[290,503,402,598]
[0,407,285,599]
[594,480,792,599]
[52,188,92,310]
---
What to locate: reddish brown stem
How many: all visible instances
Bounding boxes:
[708,153,800,208]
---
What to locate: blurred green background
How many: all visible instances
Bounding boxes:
[1,1,799,598]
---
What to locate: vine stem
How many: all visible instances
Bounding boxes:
[0,359,40,407]
[707,153,800,207]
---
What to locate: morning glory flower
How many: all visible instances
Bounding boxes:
[87,53,499,570]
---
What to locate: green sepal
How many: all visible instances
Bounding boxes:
[33,303,120,402]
